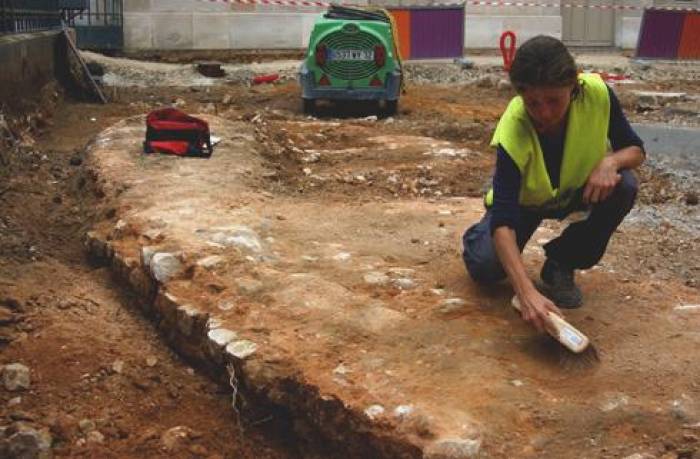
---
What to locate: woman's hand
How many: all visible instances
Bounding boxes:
[492,227,563,332]
[583,156,621,204]
[518,289,563,333]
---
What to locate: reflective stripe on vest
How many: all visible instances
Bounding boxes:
[485,73,610,211]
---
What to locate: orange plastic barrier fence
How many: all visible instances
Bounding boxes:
[389,9,411,60]
[678,12,700,60]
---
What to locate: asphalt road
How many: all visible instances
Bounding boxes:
[633,123,700,175]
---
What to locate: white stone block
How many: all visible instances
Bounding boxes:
[150,252,181,283]
[226,339,258,359]
[208,328,239,348]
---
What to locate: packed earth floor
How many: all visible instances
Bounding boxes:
[0,52,699,458]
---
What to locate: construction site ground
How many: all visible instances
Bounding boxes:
[0,53,699,459]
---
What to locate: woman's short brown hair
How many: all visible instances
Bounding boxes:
[509,35,578,93]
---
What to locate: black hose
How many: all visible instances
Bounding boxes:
[324,5,389,23]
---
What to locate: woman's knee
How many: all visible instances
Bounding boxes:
[466,257,507,284]
[462,241,506,284]
[462,216,507,284]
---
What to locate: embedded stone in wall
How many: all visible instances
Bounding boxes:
[205,328,239,363]
[141,246,157,268]
[225,340,258,360]
[150,253,182,283]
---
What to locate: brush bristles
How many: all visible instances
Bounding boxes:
[557,343,600,372]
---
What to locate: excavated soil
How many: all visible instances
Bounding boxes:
[0,55,699,459]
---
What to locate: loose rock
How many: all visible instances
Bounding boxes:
[196,255,225,269]
[363,271,390,286]
[235,277,264,295]
[439,298,467,314]
[672,396,699,422]
[79,419,96,433]
[424,437,482,459]
[161,425,197,452]
[112,360,125,374]
[2,363,30,391]
[86,430,105,444]
[364,404,385,420]
[332,252,352,262]
[393,405,414,418]
[208,226,263,253]
[393,278,416,290]
[1,424,53,459]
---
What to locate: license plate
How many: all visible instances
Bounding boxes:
[330,49,374,61]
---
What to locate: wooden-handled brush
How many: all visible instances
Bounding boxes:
[511,296,599,368]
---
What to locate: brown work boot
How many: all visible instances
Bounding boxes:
[538,258,583,309]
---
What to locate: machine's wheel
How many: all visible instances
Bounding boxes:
[384,99,398,116]
[302,98,316,115]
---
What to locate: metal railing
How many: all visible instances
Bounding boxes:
[0,0,63,34]
[68,0,121,28]
[0,0,123,49]
[67,0,122,49]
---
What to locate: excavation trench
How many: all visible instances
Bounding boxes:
[81,109,700,459]
[2,56,699,457]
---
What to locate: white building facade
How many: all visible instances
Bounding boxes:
[120,0,699,51]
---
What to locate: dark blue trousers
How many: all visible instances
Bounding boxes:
[463,170,638,284]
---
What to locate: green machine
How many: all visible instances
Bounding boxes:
[299,5,403,115]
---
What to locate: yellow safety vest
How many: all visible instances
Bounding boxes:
[485,73,610,212]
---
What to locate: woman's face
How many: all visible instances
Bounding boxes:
[520,84,575,134]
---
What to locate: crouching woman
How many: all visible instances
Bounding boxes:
[462,36,645,331]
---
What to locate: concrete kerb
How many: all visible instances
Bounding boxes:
[82,231,428,458]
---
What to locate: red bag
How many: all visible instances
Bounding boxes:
[143,108,213,157]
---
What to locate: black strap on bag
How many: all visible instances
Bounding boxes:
[143,108,213,157]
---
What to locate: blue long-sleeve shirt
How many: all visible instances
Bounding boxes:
[490,85,644,234]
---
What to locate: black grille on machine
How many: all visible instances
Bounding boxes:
[320,31,381,80]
